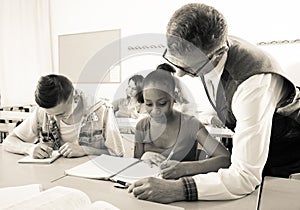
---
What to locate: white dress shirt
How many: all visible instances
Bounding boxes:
[203,52,227,105]
[193,58,286,200]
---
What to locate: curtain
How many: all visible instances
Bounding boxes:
[0,0,53,107]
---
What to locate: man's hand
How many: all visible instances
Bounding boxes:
[59,142,85,158]
[128,177,185,203]
[28,143,53,159]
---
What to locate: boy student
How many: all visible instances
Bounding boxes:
[133,63,230,179]
[3,74,124,158]
[129,3,300,203]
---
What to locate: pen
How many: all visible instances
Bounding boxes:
[113,180,130,189]
[117,180,129,186]
[108,159,141,179]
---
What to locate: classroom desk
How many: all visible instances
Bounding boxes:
[259,176,300,210]
[50,175,259,210]
[50,176,184,210]
[116,117,234,138]
[205,125,234,138]
[0,145,89,188]
[0,111,31,121]
[0,145,259,210]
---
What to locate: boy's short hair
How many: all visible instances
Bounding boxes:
[35,74,74,108]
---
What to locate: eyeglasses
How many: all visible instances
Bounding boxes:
[162,44,229,77]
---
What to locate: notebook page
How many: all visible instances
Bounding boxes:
[5,186,91,210]
[0,184,42,209]
[65,154,139,179]
[113,161,160,184]
[17,150,61,164]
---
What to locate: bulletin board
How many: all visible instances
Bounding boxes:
[58,29,121,83]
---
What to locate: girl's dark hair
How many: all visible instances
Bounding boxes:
[139,64,176,103]
[35,74,74,108]
[129,74,144,103]
[156,63,176,73]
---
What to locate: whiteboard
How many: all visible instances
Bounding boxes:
[59,29,121,83]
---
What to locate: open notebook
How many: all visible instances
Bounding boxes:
[0,184,42,209]
[1,185,119,210]
[65,154,160,184]
[17,150,61,164]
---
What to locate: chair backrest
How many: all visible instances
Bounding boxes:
[289,173,300,180]
[0,122,16,143]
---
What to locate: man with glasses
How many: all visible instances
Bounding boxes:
[129,3,300,203]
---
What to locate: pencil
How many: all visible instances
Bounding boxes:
[160,150,174,171]
[165,150,174,162]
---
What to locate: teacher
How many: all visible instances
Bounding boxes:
[129,2,300,203]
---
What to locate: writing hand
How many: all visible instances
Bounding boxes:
[160,160,184,179]
[28,143,53,159]
[141,151,166,167]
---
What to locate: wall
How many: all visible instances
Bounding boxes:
[49,0,299,109]
[0,0,52,106]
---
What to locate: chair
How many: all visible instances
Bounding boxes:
[0,105,27,142]
[0,121,16,143]
[289,173,300,180]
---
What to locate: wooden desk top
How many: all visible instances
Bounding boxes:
[0,145,258,210]
[259,176,300,210]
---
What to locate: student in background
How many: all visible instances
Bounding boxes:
[133,64,230,179]
[3,74,124,158]
[112,74,147,119]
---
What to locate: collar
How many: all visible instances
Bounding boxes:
[204,51,228,81]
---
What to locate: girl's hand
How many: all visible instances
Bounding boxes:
[160,160,185,179]
[141,151,166,167]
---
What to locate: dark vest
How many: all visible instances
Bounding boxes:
[213,36,300,177]
[215,36,295,129]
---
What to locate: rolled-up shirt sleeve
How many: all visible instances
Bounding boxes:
[193,73,285,200]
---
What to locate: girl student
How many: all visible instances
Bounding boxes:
[134,63,230,179]
[112,74,147,119]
